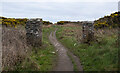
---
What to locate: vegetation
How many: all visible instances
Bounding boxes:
[1,11,119,71]
[56,21,80,25]
[0,17,53,28]
[94,12,119,28]
[1,17,57,72]
[11,26,57,71]
[57,21,70,25]
[56,25,118,71]
[0,17,27,27]
[43,21,53,25]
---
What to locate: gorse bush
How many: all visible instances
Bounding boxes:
[0,17,54,27]
[0,17,28,27]
[56,21,82,25]
[43,21,53,25]
[94,12,119,28]
[57,21,70,25]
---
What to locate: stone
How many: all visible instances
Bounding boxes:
[26,18,42,47]
[82,21,94,43]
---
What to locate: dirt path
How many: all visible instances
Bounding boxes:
[49,29,83,71]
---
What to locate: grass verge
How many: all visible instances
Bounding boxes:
[15,26,57,71]
[56,25,118,71]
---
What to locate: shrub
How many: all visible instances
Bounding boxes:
[43,21,53,25]
[94,12,119,29]
[1,17,28,27]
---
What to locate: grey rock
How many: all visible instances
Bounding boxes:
[26,18,42,47]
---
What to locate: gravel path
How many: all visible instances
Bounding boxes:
[49,29,83,71]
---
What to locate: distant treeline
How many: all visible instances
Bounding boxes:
[94,12,120,28]
[57,21,81,25]
[43,21,53,25]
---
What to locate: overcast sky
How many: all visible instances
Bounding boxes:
[0,0,119,23]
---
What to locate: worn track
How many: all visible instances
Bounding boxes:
[49,29,83,71]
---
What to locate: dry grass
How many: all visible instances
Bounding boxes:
[95,28,118,37]
[59,23,82,27]
[42,25,52,28]
[94,28,118,43]
[2,26,30,71]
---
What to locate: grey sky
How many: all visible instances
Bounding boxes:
[1,1,118,23]
[118,1,120,11]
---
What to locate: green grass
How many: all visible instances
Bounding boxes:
[56,25,118,71]
[15,26,57,71]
